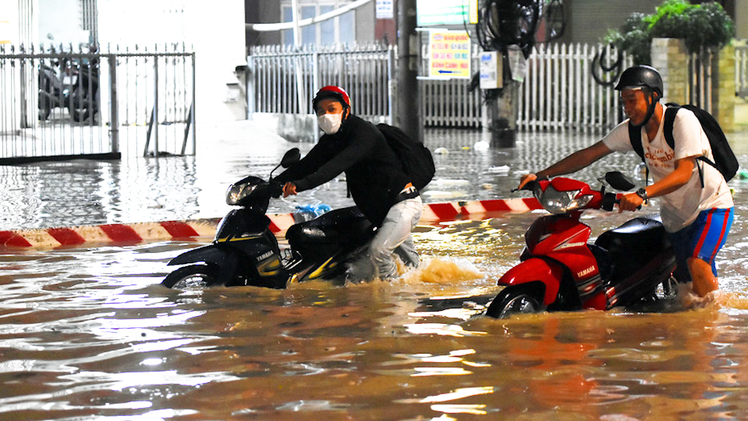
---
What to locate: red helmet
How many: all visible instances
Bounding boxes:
[312,85,351,111]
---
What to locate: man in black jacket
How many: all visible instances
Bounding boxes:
[275,86,423,281]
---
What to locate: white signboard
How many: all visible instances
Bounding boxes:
[480,51,502,89]
[376,0,394,19]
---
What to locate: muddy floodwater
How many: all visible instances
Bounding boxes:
[1,127,748,420]
[2,203,748,420]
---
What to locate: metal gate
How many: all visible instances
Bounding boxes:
[0,44,195,164]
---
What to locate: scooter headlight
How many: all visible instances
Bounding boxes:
[539,186,592,214]
[226,182,257,205]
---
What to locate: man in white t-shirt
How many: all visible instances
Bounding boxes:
[518,65,734,305]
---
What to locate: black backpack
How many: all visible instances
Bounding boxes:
[628,103,738,185]
[376,123,435,191]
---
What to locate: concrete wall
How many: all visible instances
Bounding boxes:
[736,1,748,39]
[651,37,736,132]
[356,1,375,43]
[567,0,659,44]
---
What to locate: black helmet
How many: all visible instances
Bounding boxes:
[615,65,663,97]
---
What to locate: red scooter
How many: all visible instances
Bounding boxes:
[485,172,678,318]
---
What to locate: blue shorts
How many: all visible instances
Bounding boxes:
[668,208,733,282]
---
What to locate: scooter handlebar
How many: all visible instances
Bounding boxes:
[601,192,618,211]
[268,180,283,198]
[601,192,642,212]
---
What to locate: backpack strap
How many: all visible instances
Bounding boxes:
[662,105,678,150]
[628,122,649,184]
[663,104,706,188]
[628,123,645,161]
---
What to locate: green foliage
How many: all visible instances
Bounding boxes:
[602,0,735,65]
[646,0,690,40]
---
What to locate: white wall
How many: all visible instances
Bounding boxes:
[186,1,248,122]
[97,0,246,122]
[39,0,88,47]
[0,0,17,44]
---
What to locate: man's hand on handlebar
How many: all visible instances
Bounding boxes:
[517,173,538,191]
[617,192,644,213]
[283,182,298,198]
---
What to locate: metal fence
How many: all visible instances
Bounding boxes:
[419,43,483,128]
[249,42,626,132]
[518,43,630,132]
[249,41,745,133]
[0,44,195,164]
[249,44,394,122]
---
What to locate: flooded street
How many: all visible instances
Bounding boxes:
[1,125,748,419]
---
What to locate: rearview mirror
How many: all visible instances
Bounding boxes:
[281,148,301,168]
[605,171,636,191]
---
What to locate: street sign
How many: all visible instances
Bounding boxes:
[376,0,393,19]
[428,30,471,79]
[480,51,502,89]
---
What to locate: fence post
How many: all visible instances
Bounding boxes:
[247,55,255,120]
[153,54,159,156]
[713,44,735,131]
[191,52,197,155]
[387,45,395,125]
[108,54,119,154]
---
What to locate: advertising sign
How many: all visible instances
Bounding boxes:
[428,31,471,79]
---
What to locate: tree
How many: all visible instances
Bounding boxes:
[603,0,734,65]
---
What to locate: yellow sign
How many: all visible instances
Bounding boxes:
[428,31,471,79]
[0,20,10,44]
[469,0,479,25]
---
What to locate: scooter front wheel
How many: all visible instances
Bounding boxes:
[162,264,219,289]
[486,284,543,318]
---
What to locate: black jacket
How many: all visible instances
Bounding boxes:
[275,114,411,226]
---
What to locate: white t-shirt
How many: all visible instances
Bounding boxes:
[602,106,733,233]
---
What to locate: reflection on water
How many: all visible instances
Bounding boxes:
[1,205,748,420]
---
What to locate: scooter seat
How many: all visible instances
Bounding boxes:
[594,216,671,275]
[595,216,666,251]
[286,206,373,249]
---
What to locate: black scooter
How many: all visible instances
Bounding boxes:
[38,58,99,122]
[162,148,375,289]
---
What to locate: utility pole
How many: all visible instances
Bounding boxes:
[396,0,422,142]
[291,0,306,114]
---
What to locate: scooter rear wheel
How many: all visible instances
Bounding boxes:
[162,264,219,289]
[486,284,543,318]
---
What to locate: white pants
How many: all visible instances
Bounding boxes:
[349,195,423,281]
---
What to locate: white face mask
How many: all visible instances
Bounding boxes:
[318,112,343,135]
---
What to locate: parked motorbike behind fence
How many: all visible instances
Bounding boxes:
[485,171,679,318]
[162,148,376,289]
[38,58,99,122]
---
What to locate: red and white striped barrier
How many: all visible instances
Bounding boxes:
[0,198,541,249]
[420,197,542,222]
[0,219,220,249]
